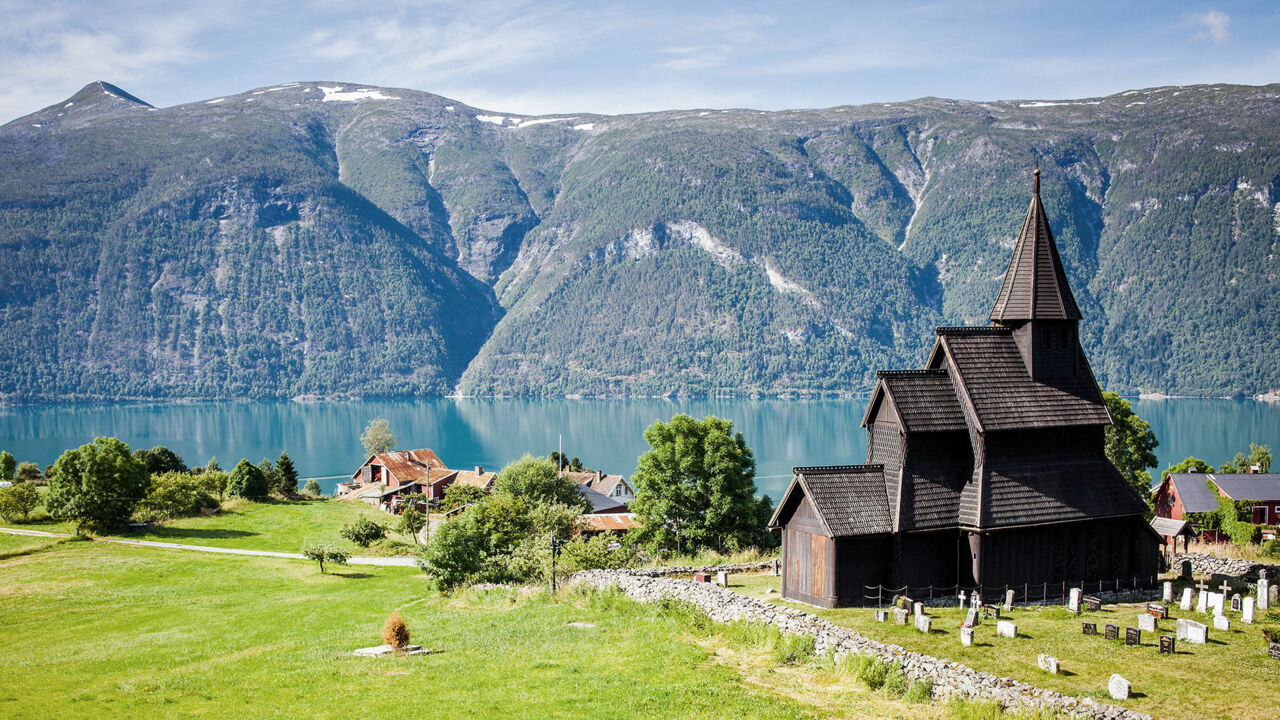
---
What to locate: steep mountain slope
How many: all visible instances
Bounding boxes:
[1,81,1278,400]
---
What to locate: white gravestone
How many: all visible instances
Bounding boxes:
[915,614,932,634]
[913,601,924,617]
[1180,587,1193,611]
[1196,590,1208,614]
[1213,614,1230,631]
[1243,596,1256,624]
[1004,589,1015,611]
[1037,654,1060,674]
[1176,618,1208,644]
[1163,581,1173,603]
[874,609,889,623]
[1212,593,1226,617]
[958,590,967,609]
[960,626,974,646]
[1108,674,1131,701]
[1259,579,1271,610]
[1068,588,1082,614]
[715,570,729,587]
[1137,614,1157,632]
[997,620,1018,638]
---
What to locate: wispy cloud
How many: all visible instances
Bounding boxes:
[1188,10,1231,44]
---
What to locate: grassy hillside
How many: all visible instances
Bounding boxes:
[3,81,1280,399]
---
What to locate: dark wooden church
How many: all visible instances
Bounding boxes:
[769,170,1160,607]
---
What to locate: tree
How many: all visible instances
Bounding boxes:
[197,470,230,500]
[301,542,350,574]
[1216,444,1273,474]
[340,517,388,547]
[14,462,43,485]
[360,418,396,457]
[226,459,269,499]
[139,472,218,521]
[442,483,486,511]
[0,484,40,521]
[550,451,588,472]
[0,451,14,481]
[399,506,427,544]
[45,437,150,532]
[132,446,189,475]
[301,478,322,496]
[276,452,299,494]
[204,457,222,473]
[257,458,278,493]
[417,514,489,590]
[492,455,588,511]
[1102,391,1160,504]
[630,414,765,554]
[1162,456,1212,482]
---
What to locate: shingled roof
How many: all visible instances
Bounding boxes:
[931,327,1110,431]
[861,369,967,432]
[768,465,892,537]
[989,169,1082,322]
[962,456,1150,529]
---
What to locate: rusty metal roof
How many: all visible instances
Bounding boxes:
[578,513,639,532]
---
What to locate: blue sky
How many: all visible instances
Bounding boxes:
[1,0,1278,122]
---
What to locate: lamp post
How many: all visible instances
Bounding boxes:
[550,535,566,594]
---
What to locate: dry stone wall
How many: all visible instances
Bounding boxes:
[571,569,1152,720]
[1173,553,1279,580]
[629,560,777,577]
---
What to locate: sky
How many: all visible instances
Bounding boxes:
[1,0,1278,123]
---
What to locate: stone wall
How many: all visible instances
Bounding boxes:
[630,560,778,577]
[571,569,1152,720]
[1172,552,1279,580]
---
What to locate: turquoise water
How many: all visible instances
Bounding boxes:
[0,398,1276,498]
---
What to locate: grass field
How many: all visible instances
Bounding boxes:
[736,575,1280,720]
[1,496,419,555]
[0,536,1042,720]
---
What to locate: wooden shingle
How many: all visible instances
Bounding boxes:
[771,465,892,537]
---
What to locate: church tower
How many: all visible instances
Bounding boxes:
[988,168,1084,383]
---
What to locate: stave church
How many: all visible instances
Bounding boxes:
[769,170,1161,607]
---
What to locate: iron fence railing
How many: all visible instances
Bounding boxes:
[863,576,1158,607]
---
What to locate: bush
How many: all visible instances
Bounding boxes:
[341,517,388,547]
[771,632,815,666]
[0,451,13,481]
[196,470,230,500]
[857,656,891,690]
[138,472,218,521]
[0,484,40,521]
[562,534,638,572]
[1263,627,1280,644]
[14,462,43,485]
[226,459,269,499]
[301,478,322,496]
[382,611,410,650]
[301,542,350,573]
[883,663,909,696]
[132,446,188,475]
[1263,539,1280,559]
[441,483,486,511]
[418,514,489,590]
[905,677,933,703]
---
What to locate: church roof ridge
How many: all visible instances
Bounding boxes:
[793,464,884,474]
[936,325,1012,336]
[876,368,948,377]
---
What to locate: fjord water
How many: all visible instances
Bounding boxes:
[1,399,1277,498]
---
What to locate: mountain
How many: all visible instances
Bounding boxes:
[1,80,1279,401]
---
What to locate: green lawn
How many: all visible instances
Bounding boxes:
[0,538,966,720]
[736,575,1280,720]
[1,497,419,555]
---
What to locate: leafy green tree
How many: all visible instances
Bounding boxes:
[360,418,396,457]
[1216,444,1273,474]
[562,534,638,572]
[492,454,588,511]
[204,457,222,473]
[1102,391,1160,504]
[139,472,218,521]
[301,542,350,574]
[0,451,14,482]
[631,414,766,554]
[442,483,486,511]
[226,459,269,499]
[301,478,322,496]
[45,437,150,532]
[1162,456,1213,482]
[131,446,189,475]
[14,462,43,485]
[340,517,388,547]
[0,484,40,521]
[197,470,230,500]
[417,514,489,590]
[276,452,299,494]
[399,506,427,544]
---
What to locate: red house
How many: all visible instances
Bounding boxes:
[339,449,496,509]
[1153,469,1280,540]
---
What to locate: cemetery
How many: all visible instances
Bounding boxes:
[737,572,1280,720]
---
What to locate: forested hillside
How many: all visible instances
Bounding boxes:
[2,81,1278,401]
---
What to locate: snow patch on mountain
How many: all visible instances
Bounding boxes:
[206,98,225,104]
[573,123,595,131]
[476,114,508,125]
[318,86,400,102]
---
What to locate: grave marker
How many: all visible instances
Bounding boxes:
[963,606,980,627]
[1004,589,1015,611]
[1159,634,1176,655]
[960,626,974,646]
[958,590,967,609]
[1176,618,1207,644]
[1231,593,1242,612]
[1243,596,1256,624]
[1195,587,1208,614]
[1068,587,1082,614]
[716,570,729,587]
[1259,578,1271,610]
[1180,559,1192,580]
[996,620,1017,638]
[1146,603,1168,619]
[1162,581,1173,603]
[693,573,710,583]
[1180,587,1193,611]
[893,608,910,625]
[1269,642,1280,661]
[1125,627,1141,646]
[983,603,1001,620]
[1104,623,1119,641]
[1213,614,1230,631]
[1083,595,1103,612]
[1082,621,1097,636]
[913,601,924,618]
[1108,674,1131,701]
[915,613,932,634]
[1036,654,1060,674]
[874,609,889,623]
[1137,614,1156,633]
[1212,592,1226,617]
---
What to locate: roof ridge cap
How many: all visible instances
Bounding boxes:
[795,464,885,473]
[936,325,1012,335]
[876,368,947,377]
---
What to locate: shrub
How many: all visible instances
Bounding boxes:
[301,478,322,496]
[857,656,890,690]
[441,483,486,511]
[883,663,909,696]
[0,451,13,481]
[382,611,410,650]
[301,542,350,574]
[0,484,40,521]
[132,446,188,475]
[562,534,638,572]
[1263,627,1280,644]
[45,437,150,532]
[341,517,388,547]
[14,462,43,485]
[226,459,269,499]
[417,515,489,590]
[398,507,426,544]
[906,677,933,703]
[197,470,230,500]
[138,472,218,521]
[1263,539,1280,559]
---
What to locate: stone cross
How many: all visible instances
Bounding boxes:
[958,590,967,609]
[1219,579,1233,599]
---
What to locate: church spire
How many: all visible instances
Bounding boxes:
[988,167,1082,322]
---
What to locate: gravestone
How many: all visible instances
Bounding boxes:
[1036,654,1060,674]
[716,570,729,587]
[1269,642,1280,661]
[1147,603,1168,619]
[1259,578,1271,610]
[1162,581,1173,603]
[1180,559,1192,580]
[1243,596,1256,624]
[958,590,967,609]
[960,626,974,646]
[915,613,932,634]
[1213,614,1230,631]
[1108,674,1131,701]
[1138,613,1156,633]
[1212,593,1226,617]
[1125,627,1141,646]
[1177,618,1208,644]
[913,601,924,618]
[1270,583,1278,607]
[1104,623,1120,641]
[1068,588,1082,614]
[963,606,980,628]
[1231,593,1242,612]
[893,608,910,625]
[1082,621,1097,636]
[874,609,889,623]
[996,620,1017,638]
[693,573,710,583]
[1159,634,1176,655]
[1083,595,1103,612]
[1195,589,1208,614]
[1004,589,1015,611]
[1180,587,1194,611]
